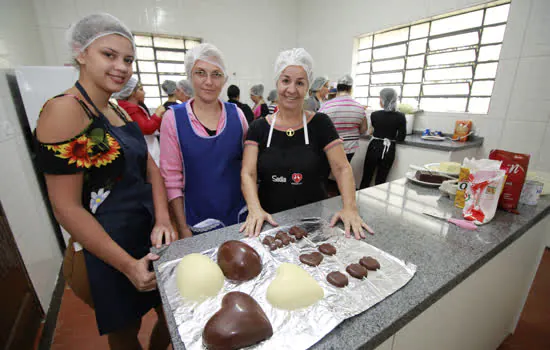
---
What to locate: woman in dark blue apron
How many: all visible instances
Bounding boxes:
[34,14,173,349]
[241,48,374,240]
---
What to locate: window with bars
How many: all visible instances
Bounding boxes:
[132,33,201,108]
[353,1,510,114]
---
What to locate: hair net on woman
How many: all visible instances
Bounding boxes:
[184,43,227,80]
[274,48,314,86]
[380,88,398,112]
[112,76,138,100]
[67,13,135,61]
[337,74,353,86]
[250,84,264,97]
[310,76,329,92]
[177,79,194,97]
[161,80,177,95]
[267,89,278,102]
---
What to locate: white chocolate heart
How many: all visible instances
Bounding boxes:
[266,263,324,310]
[176,253,224,302]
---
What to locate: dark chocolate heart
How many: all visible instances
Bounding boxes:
[318,243,337,256]
[326,271,348,288]
[299,252,324,267]
[262,236,275,246]
[275,231,292,245]
[346,263,368,279]
[289,226,308,239]
[359,256,380,271]
[217,241,262,281]
[203,292,273,350]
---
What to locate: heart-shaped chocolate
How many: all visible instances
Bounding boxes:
[203,292,273,350]
[359,256,380,271]
[289,226,308,239]
[266,263,324,310]
[326,271,348,288]
[299,252,324,267]
[346,263,368,279]
[275,231,293,245]
[217,241,262,281]
[318,243,336,256]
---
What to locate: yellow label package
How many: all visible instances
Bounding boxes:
[454,167,470,208]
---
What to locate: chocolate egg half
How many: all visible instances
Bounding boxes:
[217,240,262,281]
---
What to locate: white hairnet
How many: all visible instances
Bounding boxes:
[337,74,353,86]
[380,88,398,111]
[184,43,227,81]
[267,89,278,102]
[310,76,329,92]
[161,80,177,95]
[274,48,314,87]
[177,79,194,97]
[112,76,138,100]
[67,13,135,60]
[250,84,264,97]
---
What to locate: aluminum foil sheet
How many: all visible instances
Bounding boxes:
[157,219,416,350]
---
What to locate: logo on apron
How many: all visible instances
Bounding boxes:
[291,173,303,185]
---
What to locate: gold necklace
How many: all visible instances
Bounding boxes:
[276,111,303,137]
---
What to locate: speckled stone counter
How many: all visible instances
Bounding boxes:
[153,178,549,350]
[361,133,483,151]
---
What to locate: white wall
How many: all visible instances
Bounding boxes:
[0,0,62,311]
[297,0,550,172]
[32,0,299,106]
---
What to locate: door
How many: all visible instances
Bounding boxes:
[0,200,44,349]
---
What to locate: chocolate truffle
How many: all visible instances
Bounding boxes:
[346,263,368,279]
[318,243,336,256]
[217,241,262,281]
[359,256,380,271]
[299,252,324,267]
[326,271,348,288]
[203,292,273,350]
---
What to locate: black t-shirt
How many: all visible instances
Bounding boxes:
[370,110,407,141]
[163,101,179,109]
[228,99,254,124]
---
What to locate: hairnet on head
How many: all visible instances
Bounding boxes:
[267,89,278,102]
[310,76,329,92]
[177,79,194,97]
[184,43,227,80]
[112,76,138,100]
[380,88,398,111]
[67,13,135,60]
[161,80,177,95]
[250,84,264,97]
[274,48,314,86]
[337,74,353,86]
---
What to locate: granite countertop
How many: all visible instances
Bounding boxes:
[361,132,484,151]
[153,179,549,350]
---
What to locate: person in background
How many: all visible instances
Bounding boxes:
[160,43,249,238]
[267,89,278,114]
[241,48,374,239]
[227,84,254,124]
[303,76,329,112]
[34,13,173,349]
[360,88,406,188]
[175,79,193,103]
[161,80,179,109]
[114,77,164,165]
[250,84,269,119]
[319,74,367,162]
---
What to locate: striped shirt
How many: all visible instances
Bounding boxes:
[318,95,366,154]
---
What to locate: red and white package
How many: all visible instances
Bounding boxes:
[463,169,506,224]
[489,149,530,212]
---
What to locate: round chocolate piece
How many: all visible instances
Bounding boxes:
[359,256,380,271]
[326,271,348,288]
[299,252,323,267]
[346,263,368,279]
[318,243,336,256]
[217,241,262,281]
[203,291,273,350]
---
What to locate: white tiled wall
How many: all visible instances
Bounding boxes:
[298,0,550,172]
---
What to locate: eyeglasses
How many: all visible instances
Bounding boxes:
[192,69,225,82]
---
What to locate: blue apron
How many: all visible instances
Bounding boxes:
[75,82,160,335]
[173,102,247,234]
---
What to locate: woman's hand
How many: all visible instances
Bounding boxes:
[150,220,177,248]
[330,209,374,240]
[155,105,166,117]
[239,207,278,237]
[123,253,159,292]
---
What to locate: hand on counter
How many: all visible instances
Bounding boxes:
[239,207,278,237]
[330,209,374,239]
[124,253,159,292]
[150,220,178,248]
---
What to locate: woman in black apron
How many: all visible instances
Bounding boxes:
[240,48,374,239]
[34,14,174,349]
